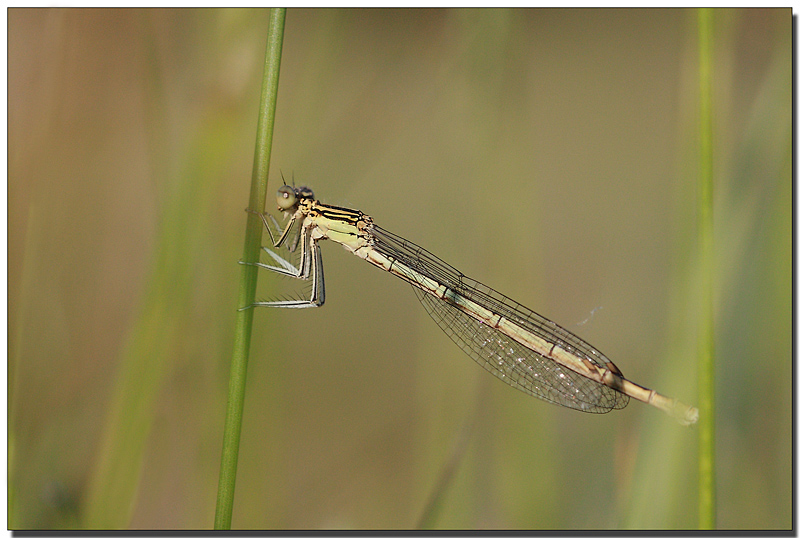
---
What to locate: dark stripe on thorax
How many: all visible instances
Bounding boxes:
[310,201,366,225]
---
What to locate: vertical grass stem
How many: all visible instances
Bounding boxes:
[696,7,716,529]
[214,8,286,529]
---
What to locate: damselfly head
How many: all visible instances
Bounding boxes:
[276,185,315,212]
[295,186,315,200]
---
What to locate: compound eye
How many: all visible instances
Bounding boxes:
[276,185,296,211]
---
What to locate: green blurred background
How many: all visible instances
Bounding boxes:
[8,8,790,530]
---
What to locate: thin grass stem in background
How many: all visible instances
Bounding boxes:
[214,8,286,530]
[696,7,716,530]
[416,401,479,529]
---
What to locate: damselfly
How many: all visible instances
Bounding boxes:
[243,185,699,425]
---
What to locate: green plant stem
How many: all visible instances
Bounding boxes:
[696,7,716,530]
[214,8,286,530]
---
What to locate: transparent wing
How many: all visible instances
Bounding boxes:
[413,285,624,412]
[371,225,629,412]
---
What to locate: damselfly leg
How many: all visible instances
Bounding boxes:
[239,205,326,308]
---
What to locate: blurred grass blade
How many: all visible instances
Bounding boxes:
[82,32,240,530]
[416,404,478,529]
[214,8,286,530]
[82,140,235,528]
[696,7,716,529]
